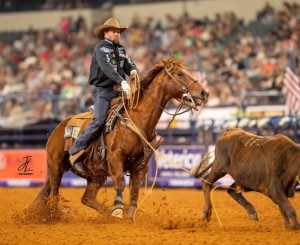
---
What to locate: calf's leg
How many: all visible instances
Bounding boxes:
[227,182,258,221]
[201,164,225,221]
[271,189,300,230]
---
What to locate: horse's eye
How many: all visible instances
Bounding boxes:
[177,72,183,76]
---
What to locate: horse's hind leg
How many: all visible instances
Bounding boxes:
[201,161,226,221]
[128,163,148,219]
[81,178,109,215]
[227,182,258,221]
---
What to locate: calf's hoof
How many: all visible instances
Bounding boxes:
[112,208,124,219]
[290,224,300,230]
[200,212,210,221]
[249,213,258,221]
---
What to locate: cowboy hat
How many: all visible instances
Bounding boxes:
[95,17,128,39]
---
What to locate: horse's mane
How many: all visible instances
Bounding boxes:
[140,58,184,94]
[140,64,164,91]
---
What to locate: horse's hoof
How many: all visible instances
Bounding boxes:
[128,206,137,220]
[112,208,123,219]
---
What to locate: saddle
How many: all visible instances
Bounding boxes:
[64,97,124,160]
[64,92,158,173]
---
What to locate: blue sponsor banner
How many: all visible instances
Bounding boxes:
[61,171,120,187]
[148,145,207,187]
[61,171,87,186]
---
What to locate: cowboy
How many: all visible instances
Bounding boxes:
[69,17,139,170]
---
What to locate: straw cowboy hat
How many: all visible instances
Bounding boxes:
[95,18,128,39]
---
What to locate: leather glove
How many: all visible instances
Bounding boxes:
[121,80,130,95]
[130,69,138,78]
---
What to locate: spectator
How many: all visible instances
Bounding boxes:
[0,2,299,119]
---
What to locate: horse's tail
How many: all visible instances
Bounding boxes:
[32,117,72,206]
[46,117,72,170]
[27,177,51,212]
[191,152,213,178]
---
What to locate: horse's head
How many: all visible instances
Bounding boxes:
[161,57,209,108]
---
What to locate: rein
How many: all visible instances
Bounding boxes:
[118,61,205,221]
[120,62,203,147]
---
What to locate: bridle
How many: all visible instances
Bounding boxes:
[163,62,201,110]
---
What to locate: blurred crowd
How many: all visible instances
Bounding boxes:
[0,0,100,12]
[0,2,299,123]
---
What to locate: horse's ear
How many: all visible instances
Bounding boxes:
[161,57,167,66]
[161,56,173,71]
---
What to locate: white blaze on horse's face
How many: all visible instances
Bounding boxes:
[162,58,209,106]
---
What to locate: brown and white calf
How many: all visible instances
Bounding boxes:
[193,128,300,230]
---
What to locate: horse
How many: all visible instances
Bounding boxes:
[33,57,209,220]
[192,128,300,230]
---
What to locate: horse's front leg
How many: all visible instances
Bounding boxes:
[128,162,148,220]
[108,149,125,219]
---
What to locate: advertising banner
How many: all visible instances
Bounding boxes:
[148,145,207,187]
[0,146,235,187]
[0,149,47,186]
[0,149,118,187]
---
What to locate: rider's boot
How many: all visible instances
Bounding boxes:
[69,149,85,173]
[73,161,84,173]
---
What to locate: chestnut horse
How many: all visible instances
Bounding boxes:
[33,57,209,219]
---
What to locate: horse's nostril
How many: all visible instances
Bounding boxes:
[201,91,207,97]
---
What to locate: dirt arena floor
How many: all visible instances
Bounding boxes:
[1,187,300,244]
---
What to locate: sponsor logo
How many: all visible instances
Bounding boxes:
[17,156,33,175]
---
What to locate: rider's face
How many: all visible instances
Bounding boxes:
[104,28,121,43]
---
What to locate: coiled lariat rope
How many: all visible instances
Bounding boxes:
[128,73,140,109]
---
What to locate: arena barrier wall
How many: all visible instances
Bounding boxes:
[148,145,233,187]
[0,146,234,187]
